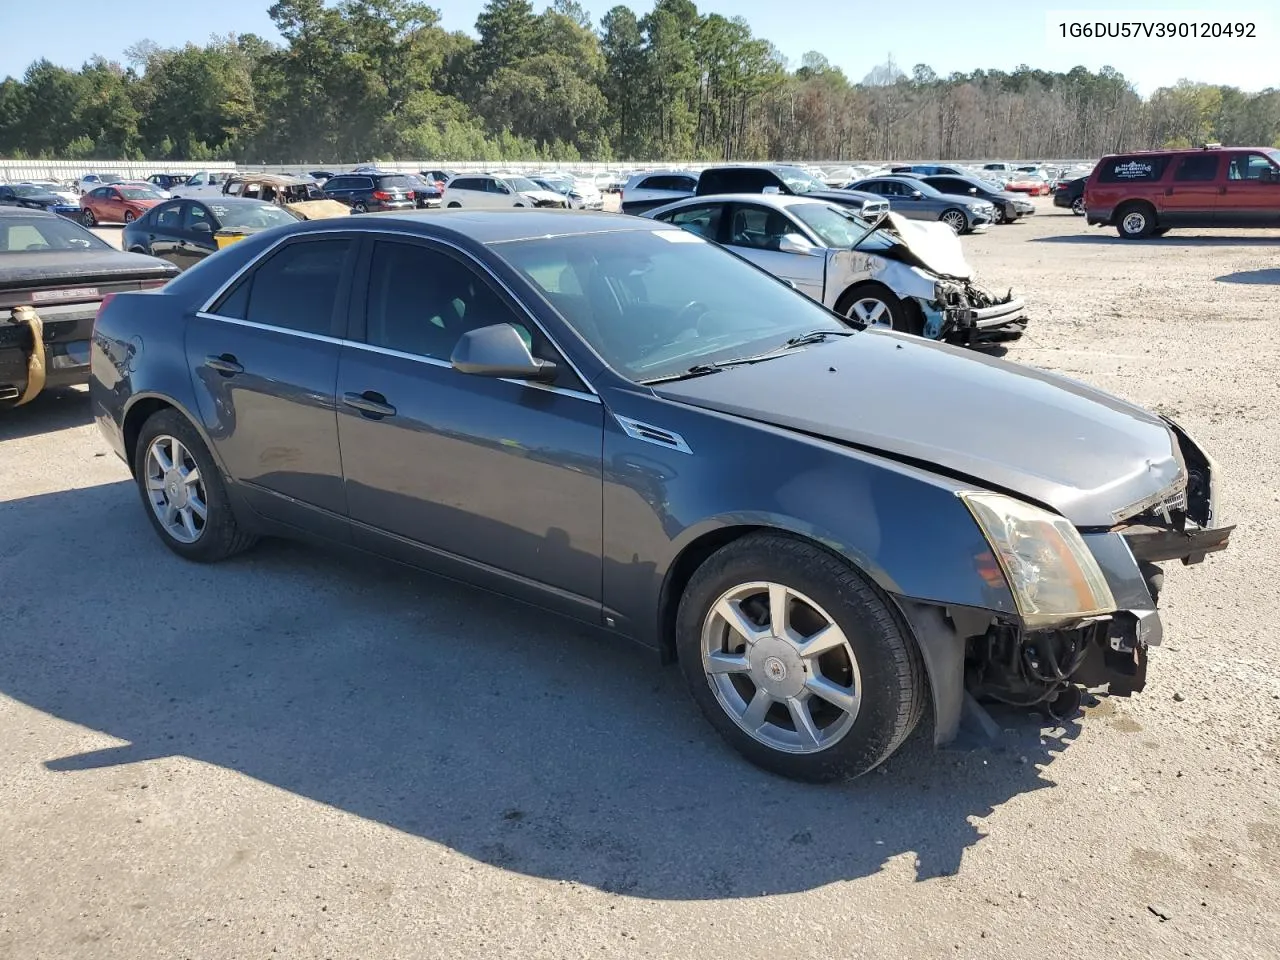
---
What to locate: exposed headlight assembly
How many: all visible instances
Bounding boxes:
[960,491,1116,627]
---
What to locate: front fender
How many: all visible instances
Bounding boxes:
[601,391,1016,645]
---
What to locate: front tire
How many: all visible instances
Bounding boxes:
[940,208,968,233]
[133,410,257,563]
[124,210,136,224]
[81,208,96,227]
[447,201,461,208]
[838,283,922,336]
[1116,202,1156,239]
[676,533,926,782]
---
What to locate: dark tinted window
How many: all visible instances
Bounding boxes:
[375,174,413,189]
[661,203,723,240]
[1173,154,1219,182]
[153,202,183,228]
[365,240,526,360]
[217,238,352,335]
[699,169,775,194]
[727,204,793,250]
[1097,155,1169,183]
[641,175,694,191]
[184,203,211,230]
[323,177,354,191]
[929,177,967,193]
[450,178,481,191]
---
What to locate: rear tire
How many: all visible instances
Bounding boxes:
[1071,196,1086,216]
[352,201,368,214]
[676,533,926,782]
[81,208,96,227]
[447,201,461,208]
[1116,202,1156,239]
[133,410,257,563]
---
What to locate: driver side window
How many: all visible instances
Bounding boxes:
[664,204,723,240]
[183,203,210,231]
[727,205,792,251]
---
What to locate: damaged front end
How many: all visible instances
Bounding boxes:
[851,212,1029,346]
[923,279,1028,345]
[912,421,1233,739]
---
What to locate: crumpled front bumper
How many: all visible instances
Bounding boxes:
[922,284,1029,345]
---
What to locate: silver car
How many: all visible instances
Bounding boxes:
[845,175,996,233]
[645,194,1026,346]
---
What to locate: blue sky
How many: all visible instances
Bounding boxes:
[5,0,1274,95]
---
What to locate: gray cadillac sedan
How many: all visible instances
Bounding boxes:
[90,210,1232,781]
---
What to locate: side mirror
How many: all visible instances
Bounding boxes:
[910,190,924,199]
[968,187,978,194]
[451,323,558,382]
[761,185,782,195]
[777,233,819,256]
[190,221,212,234]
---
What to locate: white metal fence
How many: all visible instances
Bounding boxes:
[0,159,237,182]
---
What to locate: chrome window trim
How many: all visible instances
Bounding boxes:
[196,225,601,398]
[194,311,345,345]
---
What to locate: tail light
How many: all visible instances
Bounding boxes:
[372,190,392,201]
[407,190,415,199]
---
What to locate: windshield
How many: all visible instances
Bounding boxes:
[506,176,541,193]
[0,215,111,252]
[498,228,848,383]
[536,179,571,194]
[776,167,826,193]
[790,203,873,248]
[118,187,159,200]
[211,202,299,230]
[1265,149,1280,166]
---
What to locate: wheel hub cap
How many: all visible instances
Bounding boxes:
[752,640,806,698]
[164,470,187,508]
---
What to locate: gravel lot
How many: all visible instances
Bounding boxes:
[2,201,1277,959]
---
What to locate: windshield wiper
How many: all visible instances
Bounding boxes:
[784,329,855,347]
[641,364,724,384]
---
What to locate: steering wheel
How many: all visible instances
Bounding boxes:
[675,300,711,329]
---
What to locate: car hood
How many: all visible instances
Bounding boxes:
[520,189,566,204]
[0,249,177,290]
[653,333,1183,527]
[862,213,973,279]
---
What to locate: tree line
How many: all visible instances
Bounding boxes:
[1,0,1278,164]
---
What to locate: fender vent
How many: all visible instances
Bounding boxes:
[614,415,692,454]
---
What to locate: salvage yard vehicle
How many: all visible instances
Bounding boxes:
[1,207,176,406]
[442,174,568,209]
[919,173,1036,224]
[0,183,82,218]
[845,175,996,233]
[1086,145,1280,238]
[1054,176,1087,215]
[646,194,1026,345]
[619,169,700,214]
[79,183,165,226]
[89,209,1231,781]
[1002,172,1052,196]
[122,197,303,270]
[169,170,235,199]
[320,172,418,213]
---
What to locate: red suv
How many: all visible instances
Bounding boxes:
[1085,146,1280,238]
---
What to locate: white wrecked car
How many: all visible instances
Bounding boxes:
[645,193,1027,345]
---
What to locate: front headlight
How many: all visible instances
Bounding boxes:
[960,491,1116,627]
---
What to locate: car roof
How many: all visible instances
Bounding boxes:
[298,208,674,244]
[652,193,835,211]
[0,206,57,218]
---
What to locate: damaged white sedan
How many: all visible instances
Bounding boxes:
[645,194,1027,346]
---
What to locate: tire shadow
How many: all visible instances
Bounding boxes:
[3,479,1075,899]
[0,387,91,441]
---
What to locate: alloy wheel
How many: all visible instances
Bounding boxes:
[941,210,967,233]
[81,209,96,227]
[144,434,208,544]
[700,581,862,754]
[849,297,894,328]
[1072,197,1086,215]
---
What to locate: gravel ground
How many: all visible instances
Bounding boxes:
[2,200,1277,959]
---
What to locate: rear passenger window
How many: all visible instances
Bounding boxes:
[1173,155,1219,182]
[1097,156,1169,183]
[664,204,722,239]
[214,239,352,336]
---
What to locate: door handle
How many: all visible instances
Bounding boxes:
[205,354,243,376]
[1165,187,1174,196]
[342,391,396,419]
[1219,186,1228,194]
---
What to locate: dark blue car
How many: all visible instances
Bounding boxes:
[0,183,80,218]
[87,210,1231,781]
[320,172,416,213]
